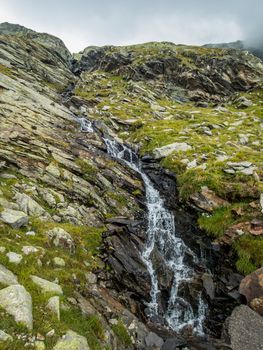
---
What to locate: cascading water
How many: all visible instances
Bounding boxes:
[104,138,206,335]
[75,117,206,334]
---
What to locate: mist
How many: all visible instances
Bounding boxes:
[0,0,262,52]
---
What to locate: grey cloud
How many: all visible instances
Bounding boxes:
[0,0,262,52]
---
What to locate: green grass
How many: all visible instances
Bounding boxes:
[111,321,132,347]
[198,207,235,238]
[234,235,263,275]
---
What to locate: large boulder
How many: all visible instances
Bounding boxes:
[0,284,33,330]
[239,267,263,315]
[0,208,28,228]
[222,305,263,350]
[14,192,46,217]
[152,142,192,159]
[53,330,90,350]
[31,275,63,295]
[190,186,229,212]
[46,227,75,252]
[0,264,18,286]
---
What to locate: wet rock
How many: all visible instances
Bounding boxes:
[53,330,90,350]
[0,263,18,286]
[0,209,28,228]
[153,143,192,159]
[0,284,33,330]
[145,332,164,349]
[31,275,63,295]
[202,273,215,300]
[239,267,263,315]
[222,305,263,350]
[161,337,187,350]
[190,186,229,212]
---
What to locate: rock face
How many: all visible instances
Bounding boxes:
[53,330,90,350]
[0,285,33,330]
[0,22,72,65]
[222,305,263,350]
[75,42,263,101]
[0,209,28,228]
[239,267,263,315]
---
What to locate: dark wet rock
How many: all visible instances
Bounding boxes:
[222,305,263,350]
[145,332,164,349]
[161,337,187,350]
[202,273,215,300]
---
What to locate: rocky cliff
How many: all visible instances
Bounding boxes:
[0,22,262,350]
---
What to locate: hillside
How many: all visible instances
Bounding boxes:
[0,22,262,350]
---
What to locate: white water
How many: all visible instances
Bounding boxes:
[75,116,94,132]
[75,117,206,334]
[104,138,206,334]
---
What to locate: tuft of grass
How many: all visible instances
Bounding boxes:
[198,207,235,238]
[112,321,132,347]
[234,235,263,275]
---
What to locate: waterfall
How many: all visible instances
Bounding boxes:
[104,138,206,335]
[75,117,206,334]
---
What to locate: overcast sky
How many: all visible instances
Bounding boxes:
[0,0,262,52]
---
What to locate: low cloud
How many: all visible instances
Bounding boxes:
[0,0,262,52]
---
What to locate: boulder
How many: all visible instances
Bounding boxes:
[31,275,63,295]
[152,142,192,159]
[0,284,33,330]
[0,330,13,342]
[222,305,263,350]
[0,263,18,286]
[190,186,229,212]
[0,209,28,228]
[6,252,23,264]
[239,267,263,315]
[14,192,46,217]
[46,227,75,252]
[145,332,164,349]
[53,257,66,267]
[47,296,60,320]
[53,330,90,350]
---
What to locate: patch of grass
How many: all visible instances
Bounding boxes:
[234,235,263,275]
[112,321,132,347]
[198,206,235,238]
[75,158,98,176]
[61,309,105,350]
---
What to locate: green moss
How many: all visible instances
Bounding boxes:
[75,159,98,176]
[112,321,132,347]
[0,64,14,77]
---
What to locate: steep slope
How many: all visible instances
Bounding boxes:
[0,23,263,350]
